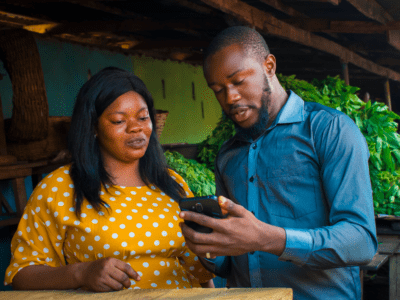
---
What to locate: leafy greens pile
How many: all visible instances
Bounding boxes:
[197,74,400,216]
[164,150,216,197]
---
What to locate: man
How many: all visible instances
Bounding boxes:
[179,26,377,299]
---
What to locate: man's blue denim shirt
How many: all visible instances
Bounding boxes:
[206,91,377,300]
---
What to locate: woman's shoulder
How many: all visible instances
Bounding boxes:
[38,164,73,187]
[23,164,75,221]
[167,168,185,183]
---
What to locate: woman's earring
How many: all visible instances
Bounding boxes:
[94,134,97,138]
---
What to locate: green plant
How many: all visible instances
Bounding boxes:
[197,116,236,172]
[164,150,216,197]
[197,73,400,216]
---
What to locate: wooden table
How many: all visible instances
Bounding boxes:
[361,235,400,300]
[0,288,293,300]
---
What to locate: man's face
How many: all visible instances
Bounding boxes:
[204,44,271,130]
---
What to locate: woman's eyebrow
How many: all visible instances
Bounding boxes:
[107,107,149,116]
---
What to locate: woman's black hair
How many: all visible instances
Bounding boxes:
[68,67,186,217]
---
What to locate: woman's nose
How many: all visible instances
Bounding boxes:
[127,119,142,132]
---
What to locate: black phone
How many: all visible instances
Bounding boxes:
[179,195,226,233]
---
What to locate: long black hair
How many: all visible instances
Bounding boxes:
[68,67,186,217]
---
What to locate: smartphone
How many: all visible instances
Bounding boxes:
[179,195,226,233]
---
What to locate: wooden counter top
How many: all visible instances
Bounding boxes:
[0,288,293,300]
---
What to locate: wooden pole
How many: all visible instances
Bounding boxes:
[363,92,370,103]
[341,60,350,85]
[384,78,392,111]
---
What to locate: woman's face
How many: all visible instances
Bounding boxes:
[96,91,153,166]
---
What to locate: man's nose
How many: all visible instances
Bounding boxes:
[225,87,241,104]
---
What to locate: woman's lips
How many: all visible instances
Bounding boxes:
[126,138,146,148]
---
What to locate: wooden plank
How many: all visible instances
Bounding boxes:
[284,19,388,34]
[389,254,400,300]
[11,177,27,217]
[360,254,389,271]
[387,30,400,52]
[0,167,31,180]
[0,288,294,299]
[346,0,393,24]
[0,216,20,227]
[341,60,350,85]
[384,79,392,111]
[0,94,7,156]
[259,0,308,18]
[286,0,340,5]
[378,235,400,254]
[199,0,400,82]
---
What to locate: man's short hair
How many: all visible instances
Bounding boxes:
[204,26,270,64]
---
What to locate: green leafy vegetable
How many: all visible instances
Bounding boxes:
[164,150,216,197]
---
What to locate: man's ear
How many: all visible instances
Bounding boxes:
[263,54,276,78]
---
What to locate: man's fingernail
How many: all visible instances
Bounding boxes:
[219,196,226,205]
[180,212,185,218]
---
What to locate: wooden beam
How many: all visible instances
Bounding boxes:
[283,19,387,33]
[346,0,393,24]
[198,0,400,82]
[283,19,400,34]
[285,0,340,5]
[387,30,400,52]
[258,0,309,17]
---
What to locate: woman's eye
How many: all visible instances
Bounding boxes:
[140,116,150,121]
[111,120,124,124]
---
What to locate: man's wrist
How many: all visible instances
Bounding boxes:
[256,223,286,256]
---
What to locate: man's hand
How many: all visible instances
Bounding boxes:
[77,257,141,292]
[179,196,286,258]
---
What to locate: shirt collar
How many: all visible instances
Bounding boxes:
[228,90,305,144]
[274,90,304,125]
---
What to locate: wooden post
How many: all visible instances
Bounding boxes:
[341,60,350,85]
[363,92,370,103]
[384,78,392,111]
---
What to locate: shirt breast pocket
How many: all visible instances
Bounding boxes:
[264,164,318,219]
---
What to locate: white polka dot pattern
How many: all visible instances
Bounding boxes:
[4,166,214,289]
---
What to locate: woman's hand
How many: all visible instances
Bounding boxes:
[77,257,141,292]
[200,279,215,288]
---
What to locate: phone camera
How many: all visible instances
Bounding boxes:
[195,203,203,212]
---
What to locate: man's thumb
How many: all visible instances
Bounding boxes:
[218,196,233,216]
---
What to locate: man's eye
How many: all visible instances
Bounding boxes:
[111,120,124,124]
[140,116,150,121]
[214,89,223,94]
[234,79,244,85]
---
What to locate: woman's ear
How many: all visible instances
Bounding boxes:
[263,54,277,78]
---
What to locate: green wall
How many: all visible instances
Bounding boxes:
[133,56,221,144]
[0,37,221,144]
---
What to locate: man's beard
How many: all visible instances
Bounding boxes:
[234,76,271,140]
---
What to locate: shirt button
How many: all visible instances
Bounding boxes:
[252,144,257,149]
[249,176,254,182]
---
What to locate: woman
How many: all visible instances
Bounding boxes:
[4,67,215,291]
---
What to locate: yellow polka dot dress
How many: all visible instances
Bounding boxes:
[4,165,214,289]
